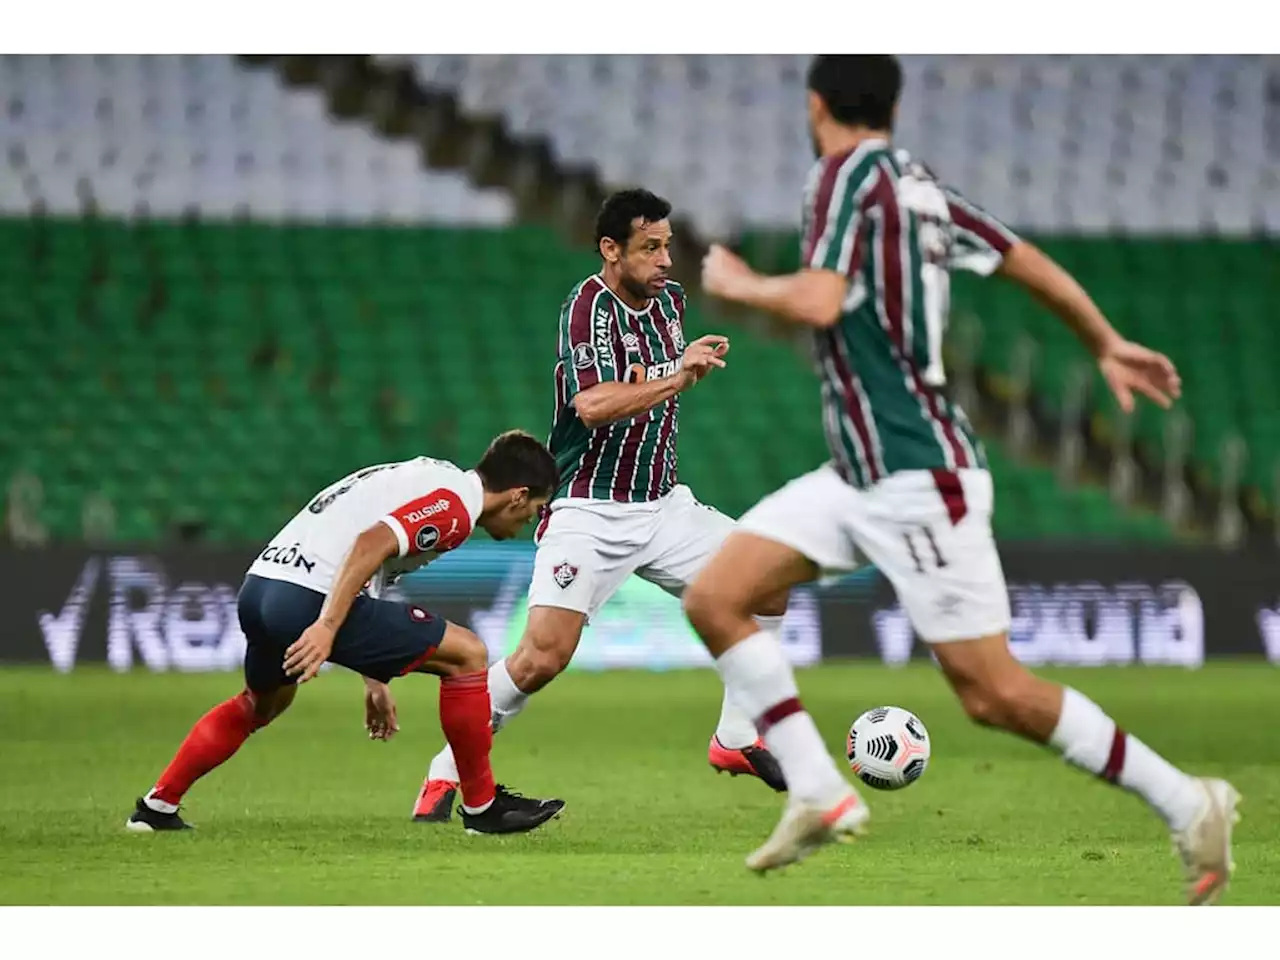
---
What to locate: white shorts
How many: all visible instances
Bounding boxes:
[738,464,1011,644]
[528,485,734,621]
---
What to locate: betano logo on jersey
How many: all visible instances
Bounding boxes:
[625,357,684,384]
[404,499,454,524]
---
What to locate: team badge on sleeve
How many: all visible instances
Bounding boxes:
[388,488,474,556]
[572,343,598,370]
[553,562,579,589]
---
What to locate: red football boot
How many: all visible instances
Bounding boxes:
[412,778,458,822]
[708,736,788,792]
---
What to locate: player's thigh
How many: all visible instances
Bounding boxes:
[328,594,449,683]
[239,574,318,694]
[527,514,641,624]
[850,469,1011,645]
[680,469,853,636]
[733,464,863,577]
[682,531,820,654]
[637,485,736,596]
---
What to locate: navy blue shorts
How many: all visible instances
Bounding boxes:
[236,574,447,692]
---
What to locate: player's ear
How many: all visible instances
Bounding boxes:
[600,237,620,265]
[510,487,530,508]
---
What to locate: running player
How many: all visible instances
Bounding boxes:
[686,55,1241,903]
[413,189,791,821]
[126,430,566,836]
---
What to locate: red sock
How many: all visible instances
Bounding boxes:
[151,691,266,806]
[439,672,496,810]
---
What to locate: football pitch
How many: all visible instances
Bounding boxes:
[1,662,1275,906]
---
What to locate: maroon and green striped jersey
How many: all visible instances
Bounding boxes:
[547,273,687,503]
[801,138,1019,489]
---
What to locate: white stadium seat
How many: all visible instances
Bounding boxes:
[376,54,1280,239]
[0,55,516,225]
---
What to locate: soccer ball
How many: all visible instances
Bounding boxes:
[846,706,931,791]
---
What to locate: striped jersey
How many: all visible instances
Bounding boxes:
[548,273,687,503]
[801,138,1019,488]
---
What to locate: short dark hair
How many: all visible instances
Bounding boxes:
[807,55,902,131]
[595,188,672,248]
[475,430,558,499]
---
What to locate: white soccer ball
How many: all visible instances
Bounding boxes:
[846,706,931,791]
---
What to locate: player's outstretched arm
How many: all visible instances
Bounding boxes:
[573,335,727,428]
[996,242,1125,359]
[283,523,399,683]
[702,244,847,329]
[997,242,1182,412]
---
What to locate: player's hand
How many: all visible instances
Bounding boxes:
[284,622,336,684]
[681,334,730,386]
[364,679,399,742]
[1098,339,1182,414]
[701,244,757,301]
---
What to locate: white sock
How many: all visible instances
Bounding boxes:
[143,790,177,815]
[461,798,493,815]
[713,688,758,749]
[714,631,848,806]
[427,659,530,783]
[1050,687,1204,831]
[713,615,786,749]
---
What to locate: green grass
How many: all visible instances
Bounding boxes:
[0,663,1274,905]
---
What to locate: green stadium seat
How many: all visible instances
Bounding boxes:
[0,216,1200,543]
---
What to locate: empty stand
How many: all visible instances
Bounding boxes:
[381,54,1280,239]
[0,55,515,224]
[0,55,1193,544]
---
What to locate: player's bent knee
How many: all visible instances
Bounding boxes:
[431,623,489,678]
[246,685,295,726]
[681,578,738,639]
[755,588,790,619]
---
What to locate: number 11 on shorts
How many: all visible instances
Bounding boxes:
[902,526,947,573]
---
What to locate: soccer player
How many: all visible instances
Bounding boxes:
[413,189,791,821]
[686,55,1241,903]
[126,431,566,836]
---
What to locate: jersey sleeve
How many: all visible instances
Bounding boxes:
[942,185,1021,276]
[803,151,883,276]
[559,282,621,396]
[379,486,475,558]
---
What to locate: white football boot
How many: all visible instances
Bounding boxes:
[1172,777,1242,905]
[745,788,869,873]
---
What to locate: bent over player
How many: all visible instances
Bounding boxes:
[686,55,1241,902]
[413,189,791,820]
[127,430,565,836]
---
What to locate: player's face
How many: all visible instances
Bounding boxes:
[481,491,550,540]
[617,218,673,301]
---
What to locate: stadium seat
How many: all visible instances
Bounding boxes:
[0,54,1194,543]
[0,215,1173,542]
[0,55,516,224]
[377,54,1280,240]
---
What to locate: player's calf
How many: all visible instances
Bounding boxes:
[419,622,566,827]
[504,605,586,694]
[126,686,294,832]
[933,633,1241,903]
[686,535,856,816]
